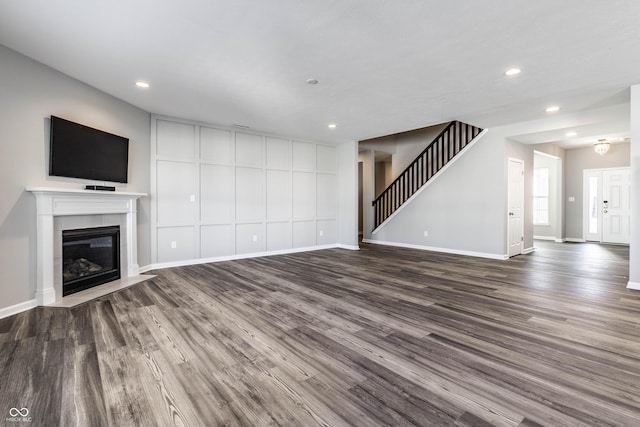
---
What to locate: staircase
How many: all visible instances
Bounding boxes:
[372,120,483,229]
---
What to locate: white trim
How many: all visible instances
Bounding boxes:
[566,238,587,243]
[533,236,565,243]
[336,244,360,251]
[147,244,350,271]
[522,247,536,255]
[26,187,146,305]
[507,157,525,257]
[627,281,640,291]
[362,239,508,260]
[0,299,38,320]
[372,129,488,233]
[533,150,561,160]
[139,264,154,274]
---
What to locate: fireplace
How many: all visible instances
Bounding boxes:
[62,226,120,296]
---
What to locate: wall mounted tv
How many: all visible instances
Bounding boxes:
[49,116,129,183]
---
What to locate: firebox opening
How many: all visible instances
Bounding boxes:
[62,225,120,296]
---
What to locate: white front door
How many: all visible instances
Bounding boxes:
[602,169,630,244]
[583,170,602,242]
[508,158,524,257]
[583,167,630,244]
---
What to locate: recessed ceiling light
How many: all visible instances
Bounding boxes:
[505,68,521,76]
[135,81,150,88]
[306,79,319,85]
[565,131,577,137]
[328,123,336,129]
[545,106,560,113]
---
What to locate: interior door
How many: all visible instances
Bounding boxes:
[508,158,524,257]
[602,168,630,244]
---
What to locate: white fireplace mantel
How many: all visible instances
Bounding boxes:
[27,187,146,305]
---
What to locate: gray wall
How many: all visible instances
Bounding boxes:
[0,45,151,311]
[390,124,448,180]
[371,129,506,257]
[564,143,630,240]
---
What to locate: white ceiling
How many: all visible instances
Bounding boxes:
[1,1,640,145]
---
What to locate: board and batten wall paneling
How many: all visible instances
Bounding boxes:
[200,127,233,163]
[156,120,196,160]
[236,132,263,167]
[236,223,266,254]
[293,141,316,171]
[151,116,339,267]
[266,137,290,169]
[292,172,316,219]
[201,164,235,223]
[317,174,337,219]
[236,167,265,222]
[201,225,235,258]
[293,221,316,248]
[266,170,291,220]
[156,161,197,225]
[267,222,293,251]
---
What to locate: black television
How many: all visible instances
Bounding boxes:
[49,116,129,183]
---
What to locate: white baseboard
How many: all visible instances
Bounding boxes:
[565,238,587,243]
[362,239,508,260]
[138,264,153,274]
[533,236,565,243]
[521,247,536,255]
[336,244,360,251]
[0,299,38,320]
[627,281,640,291]
[148,244,352,271]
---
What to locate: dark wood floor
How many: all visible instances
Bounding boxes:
[1,241,639,426]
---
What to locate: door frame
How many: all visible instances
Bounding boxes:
[508,157,525,257]
[582,166,631,243]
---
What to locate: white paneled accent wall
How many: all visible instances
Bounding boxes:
[151,116,339,266]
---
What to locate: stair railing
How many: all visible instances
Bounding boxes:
[372,121,483,229]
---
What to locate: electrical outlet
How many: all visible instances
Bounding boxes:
[190,194,195,202]
[423,230,428,237]
[252,235,258,242]
[568,196,575,202]
[171,241,177,249]
[319,230,323,237]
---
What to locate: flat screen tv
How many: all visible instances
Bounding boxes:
[49,116,129,183]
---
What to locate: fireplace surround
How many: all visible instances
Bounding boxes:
[27,187,146,305]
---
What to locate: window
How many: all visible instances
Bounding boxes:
[533,168,549,225]
[588,175,598,234]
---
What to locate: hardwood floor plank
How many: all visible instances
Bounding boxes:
[97,346,163,427]
[90,299,127,353]
[0,336,65,427]
[61,342,109,427]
